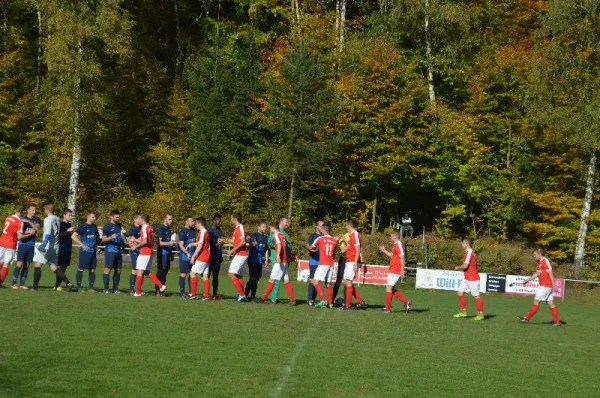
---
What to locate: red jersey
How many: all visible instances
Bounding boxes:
[232,224,247,256]
[462,248,479,281]
[196,229,211,263]
[346,230,362,263]
[538,257,553,288]
[389,241,405,275]
[139,224,154,255]
[0,215,22,249]
[273,232,288,263]
[313,235,338,266]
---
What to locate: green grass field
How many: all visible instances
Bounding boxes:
[1,265,599,397]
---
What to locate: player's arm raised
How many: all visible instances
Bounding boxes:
[379,245,392,257]
[71,231,89,252]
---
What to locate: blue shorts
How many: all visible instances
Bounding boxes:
[17,245,35,263]
[179,260,191,274]
[309,262,319,278]
[58,250,72,266]
[130,252,139,270]
[157,254,171,271]
[248,262,262,278]
[209,259,222,276]
[78,252,97,270]
[105,252,122,269]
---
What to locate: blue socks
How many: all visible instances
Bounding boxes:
[11,267,20,286]
[179,276,185,294]
[20,267,28,286]
[113,273,120,292]
[89,272,95,289]
[103,273,110,291]
[308,283,315,302]
[76,270,83,289]
[129,274,135,292]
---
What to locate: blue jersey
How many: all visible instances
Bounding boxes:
[248,232,268,264]
[128,225,141,255]
[102,222,123,254]
[157,225,173,256]
[308,232,321,265]
[178,228,195,262]
[20,216,41,247]
[59,221,73,252]
[76,223,98,253]
[207,227,223,261]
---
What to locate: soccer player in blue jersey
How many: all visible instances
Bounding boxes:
[156,214,175,297]
[54,208,74,290]
[71,211,99,292]
[306,218,323,305]
[126,214,141,295]
[101,210,124,294]
[12,205,41,289]
[245,221,268,300]
[178,216,195,297]
[207,214,224,299]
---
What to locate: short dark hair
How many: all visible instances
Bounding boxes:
[133,213,141,219]
[25,204,36,211]
[164,213,173,219]
[86,210,97,217]
[463,237,473,247]
[257,221,266,226]
[63,208,73,216]
[346,219,358,229]
[270,222,278,229]
[184,216,194,222]
[140,213,150,223]
[321,223,331,233]
[109,209,120,216]
[14,205,24,213]
[232,212,242,223]
[314,218,323,226]
[196,217,206,226]
[212,214,222,222]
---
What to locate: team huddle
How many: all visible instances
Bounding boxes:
[0,204,563,322]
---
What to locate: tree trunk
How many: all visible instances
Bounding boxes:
[2,0,7,54]
[172,0,182,72]
[574,150,597,278]
[291,0,300,34]
[287,172,296,221]
[424,0,436,108]
[336,0,346,53]
[67,39,83,217]
[36,9,42,92]
[371,196,377,235]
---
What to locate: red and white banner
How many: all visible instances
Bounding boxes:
[505,275,564,298]
[297,260,395,286]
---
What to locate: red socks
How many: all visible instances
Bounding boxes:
[261,281,275,300]
[148,272,163,288]
[392,289,409,304]
[231,277,245,296]
[203,279,210,298]
[314,284,326,301]
[458,295,467,311]
[475,297,484,314]
[0,266,8,283]
[346,286,354,308]
[385,291,393,310]
[238,278,245,291]
[284,281,295,301]
[135,275,143,295]
[353,287,364,303]
[327,286,333,305]
[550,307,560,324]
[190,276,198,296]
[525,304,539,320]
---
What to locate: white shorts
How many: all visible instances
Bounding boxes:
[535,286,554,302]
[192,261,210,275]
[136,255,153,271]
[343,262,357,281]
[387,273,401,287]
[458,280,480,297]
[33,248,58,266]
[269,263,290,281]
[0,247,15,265]
[228,255,248,276]
[314,265,333,283]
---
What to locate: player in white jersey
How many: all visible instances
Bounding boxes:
[31,204,74,292]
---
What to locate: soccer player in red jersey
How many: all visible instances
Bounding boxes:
[0,205,31,286]
[454,238,484,321]
[130,214,166,297]
[339,220,366,310]
[309,223,338,308]
[260,222,296,305]
[189,217,211,300]
[379,230,412,313]
[519,248,562,326]
[225,212,249,302]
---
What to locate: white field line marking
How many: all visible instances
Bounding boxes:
[272,310,326,398]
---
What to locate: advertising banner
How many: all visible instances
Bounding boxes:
[486,273,507,293]
[297,260,395,286]
[505,275,564,298]
[415,268,488,293]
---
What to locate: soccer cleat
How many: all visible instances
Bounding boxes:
[235,295,248,303]
[270,299,279,304]
[201,296,210,301]
[113,290,120,294]
[473,314,485,321]
[20,285,29,290]
[78,288,84,293]
[30,289,38,293]
[381,308,391,313]
[404,300,412,313]
[518,316,529,323]
[453,312,468,318]
[355,302,367,310]
[180,293,187,298]
[66,283,73,292]
[212,294,221,300]
[88,289,96,293]
[315,300,327,308]
[308,300,315,306]
[160,285,167,293]
[189,295,200,300]
[327,304,334,309]
[155,291,161,297]
[57,286,63,291]
[11,285,19,290]
[550,322,562,327]
[133,293,142,297]
[105,290,111,294]
[289,300,297,306]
